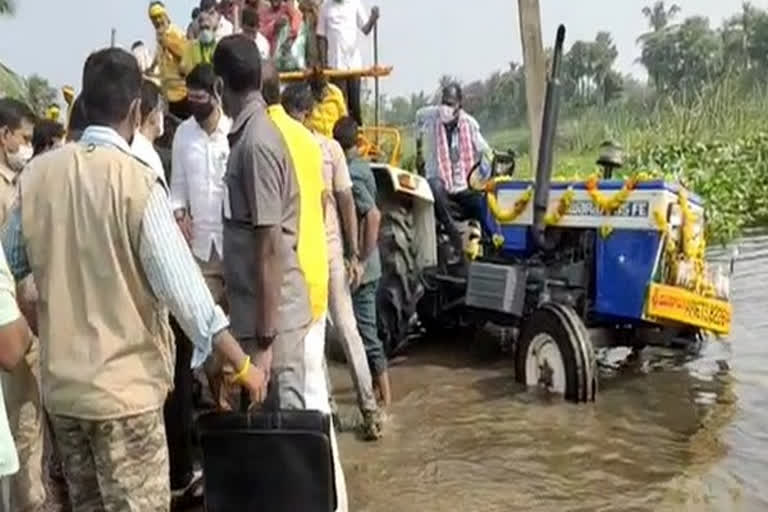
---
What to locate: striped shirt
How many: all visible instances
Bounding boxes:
[1,126,227,368]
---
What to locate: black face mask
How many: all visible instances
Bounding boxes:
[190,102,215,125]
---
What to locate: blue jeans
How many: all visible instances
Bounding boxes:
[352,280,388,376]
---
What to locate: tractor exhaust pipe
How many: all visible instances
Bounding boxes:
[532,25,566,249]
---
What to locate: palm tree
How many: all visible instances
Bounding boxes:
[0,0,15,15]
[642,1,681,32]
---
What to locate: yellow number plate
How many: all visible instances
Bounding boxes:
[646,284,732,335]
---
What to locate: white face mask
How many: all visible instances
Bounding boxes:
[439,105,458,124]
[199,29,215,45]
[6,144,33,172]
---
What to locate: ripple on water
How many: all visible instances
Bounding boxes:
[333,236,768,511]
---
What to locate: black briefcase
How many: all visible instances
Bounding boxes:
[198,409,336,512]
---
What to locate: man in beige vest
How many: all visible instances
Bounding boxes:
[0,97,48,512]
[1,47,267,511]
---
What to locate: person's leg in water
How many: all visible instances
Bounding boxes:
[352,280,391,408]
[427,177,464,257]
[327,239,382,439]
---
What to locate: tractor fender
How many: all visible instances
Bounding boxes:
[370,164,434,204]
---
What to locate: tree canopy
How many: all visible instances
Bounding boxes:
[376,3,768,134]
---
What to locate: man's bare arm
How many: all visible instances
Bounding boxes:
[0,318,31,371]
[335,189,360,257]
[361,6,379,36]
[360,206,381,262]
[317,36,328,68]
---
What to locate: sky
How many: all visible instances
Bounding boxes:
[1,0,767,100]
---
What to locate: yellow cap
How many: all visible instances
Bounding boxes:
[148,3,167,18]
[45,105,61,121]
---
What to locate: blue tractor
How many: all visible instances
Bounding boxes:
[370,26,732,402]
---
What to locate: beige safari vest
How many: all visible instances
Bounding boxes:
[19,143,174,420]
[0,162,18,227]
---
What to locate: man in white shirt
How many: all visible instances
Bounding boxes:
[131,80,167,185]
[171,63,231,304]
[316,0,379,126]
[200,0,234,42]
[241,6,272,59]
[168,62,232,506]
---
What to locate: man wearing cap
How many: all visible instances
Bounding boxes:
[148,1,190,119]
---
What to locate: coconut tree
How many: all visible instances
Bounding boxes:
[0,0,15,16]
[642,1,681,33]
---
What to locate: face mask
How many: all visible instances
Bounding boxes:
[190,102,215,125]
[6,144,33,172]
[199,29,215,45]
[439,105,458,125]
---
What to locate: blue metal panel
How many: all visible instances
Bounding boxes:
[499,225,529,252]
[594,229,661,320]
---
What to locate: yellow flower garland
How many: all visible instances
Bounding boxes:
[544,187,575,226]
[654,188,716,297]
[585,172,654,215]
[486,183,533,224]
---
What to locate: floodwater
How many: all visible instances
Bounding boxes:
[333,235,768,512]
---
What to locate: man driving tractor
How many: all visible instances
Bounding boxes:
[416,83,492,261]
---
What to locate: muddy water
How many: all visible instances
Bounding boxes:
[333,235,768,512]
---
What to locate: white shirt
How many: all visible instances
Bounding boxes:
[256,33,271,60]
[0,246,20,477]
[215,17,234,42]
[170,112,233,262]
[317,0,368,70]
[131,132,167,186]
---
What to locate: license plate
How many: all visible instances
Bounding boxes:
[646,284,732,335]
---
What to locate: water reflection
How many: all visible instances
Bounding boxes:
[334,235,768,511]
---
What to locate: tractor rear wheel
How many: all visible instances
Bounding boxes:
[377,205,424,357]
[515,303,597,403]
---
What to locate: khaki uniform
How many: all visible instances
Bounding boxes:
[20,144,174,510]
[0,162,46,512]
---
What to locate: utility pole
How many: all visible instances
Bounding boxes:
[110,28,116,47]
[517,0,546,171]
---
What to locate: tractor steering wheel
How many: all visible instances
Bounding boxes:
[467,149,518,192]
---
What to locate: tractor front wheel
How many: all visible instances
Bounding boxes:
[515,303,597,403]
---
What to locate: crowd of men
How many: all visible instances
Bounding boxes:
[0,0,394,511]
[137,0,378,126]
[0,0,499,510]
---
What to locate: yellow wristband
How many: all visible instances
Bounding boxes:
[230,356,251,384]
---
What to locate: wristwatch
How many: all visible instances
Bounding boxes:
[255,331,277,349]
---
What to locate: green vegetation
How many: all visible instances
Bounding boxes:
[373,2,768,245]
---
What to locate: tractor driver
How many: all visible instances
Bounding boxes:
[415,83,492,261]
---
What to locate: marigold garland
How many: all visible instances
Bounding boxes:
[585,172,653,215]
[486,183,533,224]
[654,188,716,297]
[544,187,575,226]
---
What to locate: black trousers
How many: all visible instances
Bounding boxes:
[164,316,195,491]
[332,77,363,126]
[427,177,484,247]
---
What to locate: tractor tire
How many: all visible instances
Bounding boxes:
[377,205,424,357]
[515,303,597,403]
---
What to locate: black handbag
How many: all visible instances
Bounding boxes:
[198,409,337,512]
